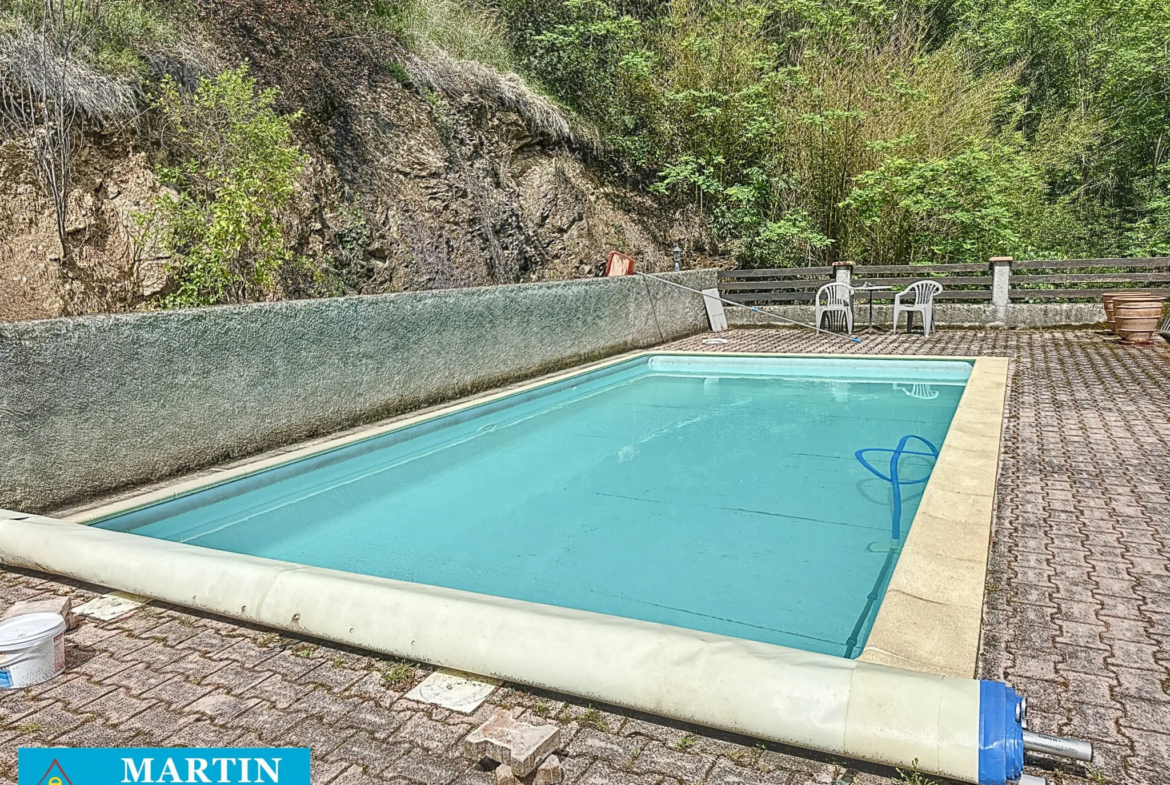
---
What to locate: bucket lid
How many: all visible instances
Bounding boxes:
[0,612,66,648]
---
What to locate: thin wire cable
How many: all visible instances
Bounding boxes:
[633,272,863,345]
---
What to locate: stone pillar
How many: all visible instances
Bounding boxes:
[989,256,1012,327]
[833,260,854,287]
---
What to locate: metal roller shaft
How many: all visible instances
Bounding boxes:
[1022,730,1094,762]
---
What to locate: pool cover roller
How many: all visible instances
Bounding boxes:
[0,514,1034,784]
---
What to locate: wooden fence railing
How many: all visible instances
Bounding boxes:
[717,257,1170,306]
[717,267,834,303]
[1008,258,1170,300]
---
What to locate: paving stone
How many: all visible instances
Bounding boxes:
[1,596,77,628]
[565,728,641,768]
[68,620,118,647]
[175,629,239,655]
[463,709,562,776]
[338,699,409,738]
[142,675,214,709]
[396,712,476,753]
[79,687,157,724]
[166,718,242,747]
[248,673,316,709]
[200,661,271,694]
[384,747,471,784]
[117,704,198,743]
[0,695,48,725]
[1119,727,1170,772]
[1107,641,1162,672]
[1117,697,1170,734]
[257,649,326,680]
[227,704,310,742]
[40,675,115,710]
[618,717,691,748]
[143,620,203,646]
[331,765,381,785]
[628,742,713,782]
[282,717,358,757]
[572,762,663,785]
[1054,669,1120,709]
[15,702,90,740]
[53,720,137,747]
[453,768,497,785]
[187,690,263,723]
[304,663,366,693]
[311,758,355,785]
[213,639,280,668]
[158,652,229,681]
[102,663,177,695]
[530,754,563,785]
[77,652,136,681]
[327,731,411,770]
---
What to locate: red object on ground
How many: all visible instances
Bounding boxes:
[605,251,636,276]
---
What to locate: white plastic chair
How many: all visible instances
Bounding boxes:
[893,382,939,400]
[815,282,854,334]
[893,281,943,337]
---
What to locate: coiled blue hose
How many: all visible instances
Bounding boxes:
[855,434,940,539]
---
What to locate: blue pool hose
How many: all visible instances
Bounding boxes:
[844,435,939,658]
[855,434,940,540]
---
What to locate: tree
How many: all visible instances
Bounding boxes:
[0,0,106,261]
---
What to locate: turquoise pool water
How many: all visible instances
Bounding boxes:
[97,355,970,657]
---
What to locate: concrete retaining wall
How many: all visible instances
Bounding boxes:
[1,271,716,513]
[727,303,1106,329]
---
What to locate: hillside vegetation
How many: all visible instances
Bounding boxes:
[1,0,1167,318]
[501,0,1170,266]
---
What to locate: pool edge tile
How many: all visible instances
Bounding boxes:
[858,356,1008,679]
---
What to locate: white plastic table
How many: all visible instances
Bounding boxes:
[854,283,893,332]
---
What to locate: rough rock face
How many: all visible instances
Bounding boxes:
[210,0,707,295]
[0,138,167,321]
[0,0,709,322]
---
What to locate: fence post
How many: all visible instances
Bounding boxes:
[833,260,854,287]
[989,256,1012,327]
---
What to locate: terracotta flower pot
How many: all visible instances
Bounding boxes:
[1113,297,1165,344]
[1103,291,1150,333]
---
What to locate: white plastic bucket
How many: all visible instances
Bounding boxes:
[0,612,67,689]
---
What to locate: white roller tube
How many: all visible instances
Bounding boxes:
[0,515,986,780]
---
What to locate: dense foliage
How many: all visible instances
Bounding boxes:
[145,66,307,307]
[499,0,1170,266]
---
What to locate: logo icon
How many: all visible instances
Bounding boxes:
[35,760,73,785]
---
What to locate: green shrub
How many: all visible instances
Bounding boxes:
[145,65,307,308]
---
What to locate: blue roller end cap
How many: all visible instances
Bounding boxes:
[850,337,862,344]
[978,680,1024,785]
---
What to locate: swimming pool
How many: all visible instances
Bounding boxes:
[94,354,971,658]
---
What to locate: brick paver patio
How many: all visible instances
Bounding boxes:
[2,329,1168,785]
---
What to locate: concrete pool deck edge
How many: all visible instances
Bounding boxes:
[857,356,1009,679]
